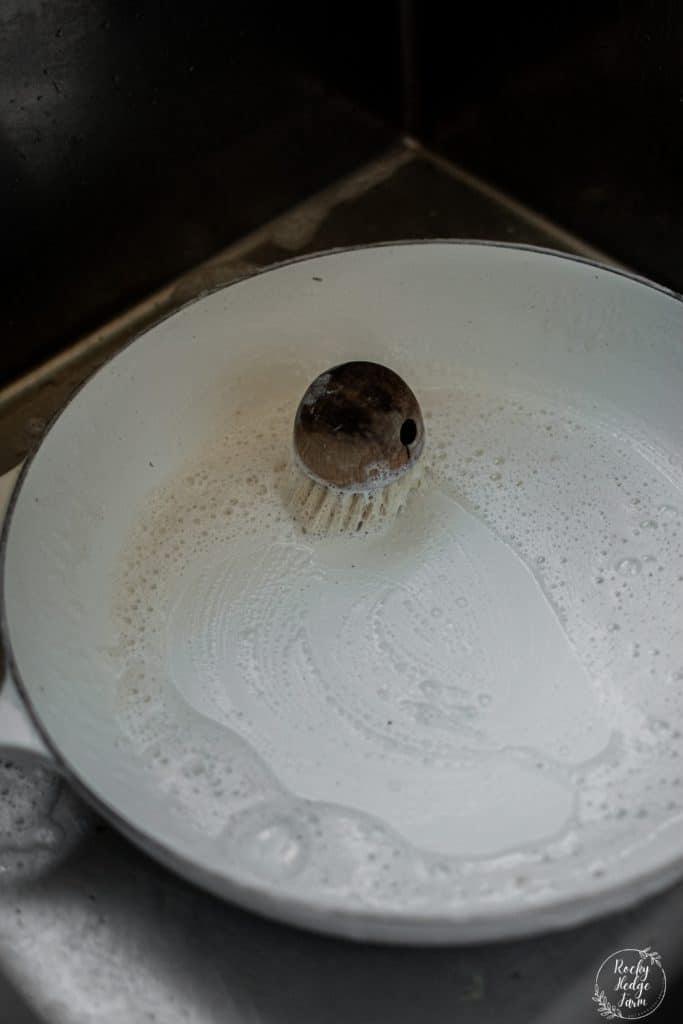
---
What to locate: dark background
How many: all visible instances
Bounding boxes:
[1,1,681,384]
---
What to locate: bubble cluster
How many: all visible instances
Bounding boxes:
[110,373,683,913]
[0,760,88,883]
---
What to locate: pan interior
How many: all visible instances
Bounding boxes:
[112,365,683,875]
[4,244,683,932]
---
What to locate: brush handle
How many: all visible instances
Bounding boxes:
[294,361,425,490]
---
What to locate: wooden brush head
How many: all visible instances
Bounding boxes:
[293,361,425,491]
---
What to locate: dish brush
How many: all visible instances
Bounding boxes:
[289,360,425,533]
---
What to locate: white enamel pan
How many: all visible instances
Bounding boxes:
[1,243,683,944]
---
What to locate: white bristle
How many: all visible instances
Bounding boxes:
[287,462,422,535]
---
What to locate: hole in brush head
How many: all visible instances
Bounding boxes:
[400,419,418,446]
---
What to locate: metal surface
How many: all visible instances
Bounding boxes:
[1,143,681,1022]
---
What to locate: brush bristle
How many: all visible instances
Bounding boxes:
[287,463,422,535]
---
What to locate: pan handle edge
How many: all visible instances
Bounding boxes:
[0,465,57,768]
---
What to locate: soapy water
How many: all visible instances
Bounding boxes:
[0,759,89,884]
[112,377,683,909]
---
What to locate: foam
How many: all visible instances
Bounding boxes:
[110,376,683,909]
[0,759,89,883]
